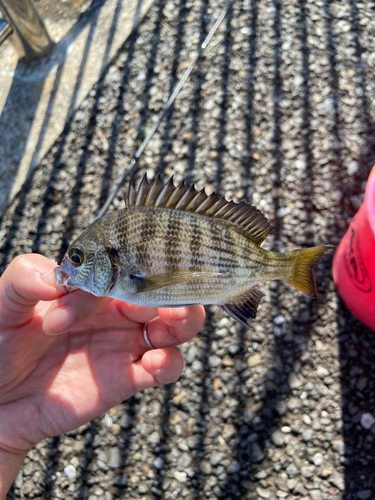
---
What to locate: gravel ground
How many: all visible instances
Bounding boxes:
[2,0,375,498]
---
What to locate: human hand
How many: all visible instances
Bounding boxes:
[0,254,205,496]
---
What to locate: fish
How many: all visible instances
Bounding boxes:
[54,174,332,327]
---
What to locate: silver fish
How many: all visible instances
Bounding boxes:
[54,175,332,327]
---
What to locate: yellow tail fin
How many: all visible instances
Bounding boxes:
[286,246,333,298]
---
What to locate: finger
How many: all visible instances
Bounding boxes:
[43,290,112,335]
[120,348,183,396]
[114,301,159,325]
[134,347,184,388]
[144,305,205,350]
[0,254,65,328]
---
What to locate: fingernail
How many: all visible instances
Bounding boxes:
[40,268,58,289]
[169,307,189,320]
[43,306,75,335]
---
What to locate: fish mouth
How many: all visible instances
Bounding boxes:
[54,266,71,287]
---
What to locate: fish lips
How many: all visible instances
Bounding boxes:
[54,258,80,291]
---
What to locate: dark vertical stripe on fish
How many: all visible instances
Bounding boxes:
[223,226,238,259]
[140,209,156,272]
[165,211,182,273]
[208,218,227,273]
[113,210,128,252]
[189,219,203,271]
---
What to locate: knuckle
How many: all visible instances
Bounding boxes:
[165,323,180,343]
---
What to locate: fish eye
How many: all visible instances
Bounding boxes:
[68,248,84,267]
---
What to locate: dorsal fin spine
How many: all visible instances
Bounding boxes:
[175,185,197,210]
[204,197,227,216]
[195,192,219,214]
[185,189,207,211]
[127,183,136,208]
[154,176,175,207]
[165,180,186,208]
[135,174,150,206]
[214,201,236,218]
[144,173,163,206]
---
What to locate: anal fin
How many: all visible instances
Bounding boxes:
[221,288,264,328]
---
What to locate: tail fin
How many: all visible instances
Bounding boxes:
[286,246,333,298]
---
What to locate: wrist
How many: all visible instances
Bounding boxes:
[0,445,28,499]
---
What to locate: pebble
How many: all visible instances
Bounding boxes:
[316,366,329,378]
[251,443,265,463]
[173,390,187,406]
[187,435,201,450]
[177,453,192,469]
[357,490,372,500]
[287,478,298,491]
[361,413,375,429]
[174,471,187,483]
[331,437,345,454]
[22,462,35,477]
[312,452,324,466]
[186,345,197,364]
[208,355,222,368]
[102,413,112,428]
[310,490,322,500]
[222,357,234,367]
[247,354,263,367]
[227,461,241,474]
[153,457,164,470]
[302,429,314,442]
[138,484,148,494]
[63,464,77,480]
[276,491,288,499]
[321,467,333,478]
[301,465,315,478]
[120,414,132,429]
[281,426,292,434]
[286,463,298,478]
[271,431,285,447]
[302,414,312,425]
[288,373,303,389]
[329,470,345,491]
[109,447,121,468]
[274,315,285,325]
[256,486,271,498]
[199,460,212,475]
[14,470,23,489]
[210,452,225,467]
[148,431,161,445]
[347,160,359,175]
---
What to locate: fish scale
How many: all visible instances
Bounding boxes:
[54,175,332,327]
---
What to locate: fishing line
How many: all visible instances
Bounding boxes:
[96,0,233,219]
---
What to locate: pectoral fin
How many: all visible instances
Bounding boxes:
[130,271,222,293]
[221,288,265,328]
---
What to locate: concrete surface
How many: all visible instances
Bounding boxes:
[0,0,153,215]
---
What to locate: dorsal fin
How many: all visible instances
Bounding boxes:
[125,174,272,244]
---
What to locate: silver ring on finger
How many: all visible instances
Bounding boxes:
[143,321,155,350]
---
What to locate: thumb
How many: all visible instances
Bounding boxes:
[0,254,65,328]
